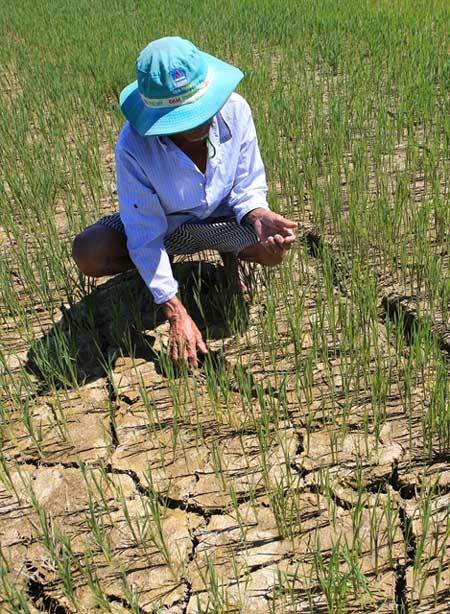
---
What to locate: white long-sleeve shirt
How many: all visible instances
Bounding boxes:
[116,92,269,304]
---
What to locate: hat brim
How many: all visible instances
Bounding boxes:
[119,52,244,137]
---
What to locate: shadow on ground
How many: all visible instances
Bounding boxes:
[25,261,249,391]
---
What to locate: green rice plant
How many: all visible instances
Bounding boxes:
[312,537,371,614]
[84,491,114,564]
[118,571,144,613]
[139,469,181,579]
[192,553,232,613]
[45,394,70,444]
[76,548,112,612]
[201,350,234,419]
[118,495,145,550]
[0,548,32,614]
[210,440,228,493]
[227,484,252,543]
[79,464,117,526]
[26,486,80,610]
[0,454,21,503]
[265,478,303,544]
[422,359,450,455]
[374,491,401,568]
[21,398,43,456]
[140,492,178,579]
[410,482,443,600]
[27,325,80,391]
[0,0,449,609]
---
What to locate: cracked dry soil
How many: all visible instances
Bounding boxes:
[1,250,449,613]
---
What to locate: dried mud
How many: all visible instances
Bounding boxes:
[1,245,448,612]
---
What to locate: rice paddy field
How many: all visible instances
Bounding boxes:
[0,0,449,611]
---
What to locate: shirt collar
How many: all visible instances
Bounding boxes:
[216,111,232,143]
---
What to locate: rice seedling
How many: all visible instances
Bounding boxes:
[1,0,449,610]
[0,549,32,613]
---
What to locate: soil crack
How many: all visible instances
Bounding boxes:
[394,560,409,614]
[181,527,199,614]
[11,457,81,469]
[106,377,119,450]
[303,225,450,357]
[304,483,354,511]
[107,593,146,613]
[105,464,212,520]
[25,563,68,613]
[389,459,418,614]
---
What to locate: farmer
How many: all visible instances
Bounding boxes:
[72,37,297,367]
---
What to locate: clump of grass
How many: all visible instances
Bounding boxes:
[0,0,449,610]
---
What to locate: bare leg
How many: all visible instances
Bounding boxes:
[72,224,283,282]
[237,242,284,267]
[219,243,285,295]
[219,252,242,293]
[71,224,135,277]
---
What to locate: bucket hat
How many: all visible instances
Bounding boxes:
[119,36,244,137]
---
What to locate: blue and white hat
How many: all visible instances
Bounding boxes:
[119,36,244,136]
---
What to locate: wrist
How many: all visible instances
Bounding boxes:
[162,295,186,321]
[242,207,268,225]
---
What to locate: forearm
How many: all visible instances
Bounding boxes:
[125,239,179,304]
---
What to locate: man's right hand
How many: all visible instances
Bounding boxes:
[162,296,208,368]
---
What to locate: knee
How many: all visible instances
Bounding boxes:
[71,229,104,277]
[71,233,94,276]
[260,251,284,267]
[238,243,286,267]
[252,245,286,267]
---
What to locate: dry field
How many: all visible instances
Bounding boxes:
[0,1,449,612]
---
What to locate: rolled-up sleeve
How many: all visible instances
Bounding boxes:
[116,146,178,304]
[226,104,269,224]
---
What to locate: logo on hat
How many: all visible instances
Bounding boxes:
[170,68,189,87]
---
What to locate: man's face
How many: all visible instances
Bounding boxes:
[174,117,214,143]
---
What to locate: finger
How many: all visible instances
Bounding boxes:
[278,215,298,229]
[264,236,277,255]
[170,342,179,363]
[187,351,198,369]
[181,340,192,366]
[267,236,284,255]
[283,229,296,239]
[173,339,190,368]
[186,341,199,368]
[272,232,296,251]
[281,234,296,246]
[277,228,298,240]
[273,234,286,249]
[272,214,298,230]
[196,336,208,355]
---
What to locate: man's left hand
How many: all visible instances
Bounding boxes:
[243,208,297,256]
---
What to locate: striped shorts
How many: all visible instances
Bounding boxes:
[96,212,259,255]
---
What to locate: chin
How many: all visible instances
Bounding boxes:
[187,134,209,142]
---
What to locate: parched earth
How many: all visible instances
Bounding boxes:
[1,238,449,612]
[0,121,448,612]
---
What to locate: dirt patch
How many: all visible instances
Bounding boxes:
[0,243,448,611]
[186,493,402,612]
